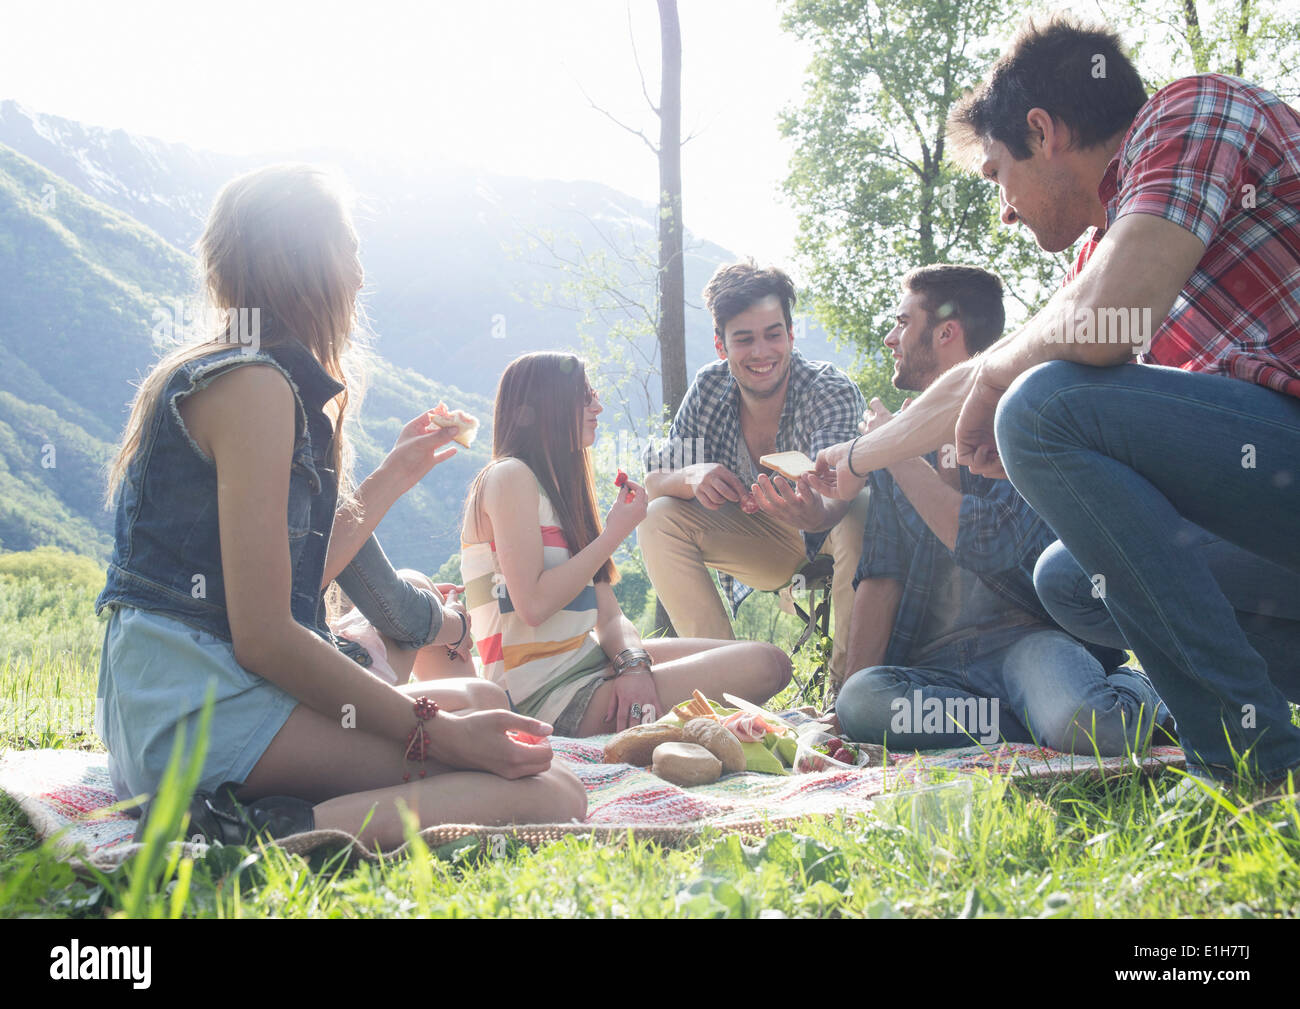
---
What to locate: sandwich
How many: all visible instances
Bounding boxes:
[427,402,479,448]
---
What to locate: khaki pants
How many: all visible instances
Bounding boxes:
[637,491,870,686]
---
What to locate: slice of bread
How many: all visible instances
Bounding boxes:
[428,402,479,449]
[759,450,816,481]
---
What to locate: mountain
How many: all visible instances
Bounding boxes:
[0,140,491,569]
[0,101,861,574]
[0,100,859,398]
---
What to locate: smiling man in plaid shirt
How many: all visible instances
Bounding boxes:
[639,262,869,690]
[813,15,1300,788]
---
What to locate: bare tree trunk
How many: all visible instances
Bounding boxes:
[1235,0,1250,76]
[652,0,686,640]
[1182,0,1210,72]
[656,0,687,422]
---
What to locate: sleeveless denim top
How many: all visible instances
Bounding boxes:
[96,332,345,643]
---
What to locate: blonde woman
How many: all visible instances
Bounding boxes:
[95,165,585,850]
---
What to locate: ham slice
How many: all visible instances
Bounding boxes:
[723,711,771,743]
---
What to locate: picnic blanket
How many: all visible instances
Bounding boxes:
[0,733,1184,869]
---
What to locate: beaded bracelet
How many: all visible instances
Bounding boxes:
[402,695,440,781]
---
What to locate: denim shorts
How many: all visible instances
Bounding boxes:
[94,606,299,802]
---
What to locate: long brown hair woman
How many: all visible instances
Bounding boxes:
[461,352,791,736]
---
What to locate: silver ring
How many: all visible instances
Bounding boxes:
[629,703,643,720]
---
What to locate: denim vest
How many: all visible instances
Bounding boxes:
[96,333,345,643]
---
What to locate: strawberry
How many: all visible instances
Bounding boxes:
[615,469,628,488]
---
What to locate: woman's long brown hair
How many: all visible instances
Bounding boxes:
[105,163,365,504]
[466,352,616,584]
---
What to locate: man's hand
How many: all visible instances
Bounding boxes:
[751,473,829,530]
[954,352,1017,479]
[859,397,912,437]
[809,440,867,502]
[683,462,756,512]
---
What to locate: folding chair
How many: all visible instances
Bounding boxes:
[774,554,835,707]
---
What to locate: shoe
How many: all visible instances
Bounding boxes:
[1152,714,1179,745]
[1159,775,1224,806]
[134,781,315,845]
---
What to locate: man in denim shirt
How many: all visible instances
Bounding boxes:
[833,266,1168,754]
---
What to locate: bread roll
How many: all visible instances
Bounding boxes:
[427,402,480,449]
[652,742,722,787]
[759,451,816,482]
[683,717,745,774]
[603,722,685,766]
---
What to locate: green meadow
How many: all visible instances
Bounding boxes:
[2,548,1299,919]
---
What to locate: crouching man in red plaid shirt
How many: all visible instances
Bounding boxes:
[813,14,1300,790]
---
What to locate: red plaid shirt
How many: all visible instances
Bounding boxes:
[1067,74,1300,398]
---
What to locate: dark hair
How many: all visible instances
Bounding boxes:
[465,352,616,584]
[703,260,797,343]
[901,264,1006,355]
[947,13,1148,169]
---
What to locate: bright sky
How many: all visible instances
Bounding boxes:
[0,0,809,270]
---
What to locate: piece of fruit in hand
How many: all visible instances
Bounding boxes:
[614,468,634,502]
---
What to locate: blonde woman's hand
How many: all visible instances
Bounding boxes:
[429,709,555,779]
[604,479,648,541]
[381,411,461,496]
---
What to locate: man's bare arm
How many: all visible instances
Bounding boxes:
[843,577,903,679]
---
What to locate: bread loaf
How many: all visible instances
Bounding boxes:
[603,722,685,766]
[683,717,745,774]
[652,742,722,787]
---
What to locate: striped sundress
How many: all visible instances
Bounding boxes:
[461,469,610,724]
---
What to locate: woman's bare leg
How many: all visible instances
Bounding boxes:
[239,701,586,849]
[574,641,791,736]
[360,568,479,684]
[641,637,735,664]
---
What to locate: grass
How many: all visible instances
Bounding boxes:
[3,571,1300,918]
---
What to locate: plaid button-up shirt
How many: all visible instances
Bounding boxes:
[854,456,1126,671]
[643,350,866,613]
[1068,74,1300,398]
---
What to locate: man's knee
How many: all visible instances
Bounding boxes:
[639,495,689,550]
[994,360,1094,464]
[836,666,910,742]
[1033,541,1093,629]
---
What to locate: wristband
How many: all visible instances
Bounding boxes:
[448,609,469,650]
[846,434,868,479]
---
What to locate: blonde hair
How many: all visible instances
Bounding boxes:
[106,163,366,505]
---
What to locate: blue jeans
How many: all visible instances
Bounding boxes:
[836,624,1166,754]
[335,533,441,648]
[996,361,1300,781]
[1035,528,1300,694]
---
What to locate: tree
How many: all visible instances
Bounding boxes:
[1098,0,1300,95]
[780,0,1066,409]
[580,0,690,427]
